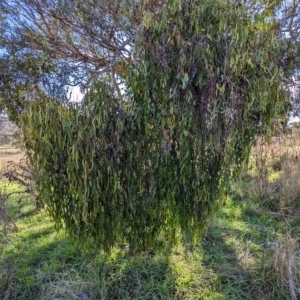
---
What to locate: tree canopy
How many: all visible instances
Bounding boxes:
[1,0,299,251]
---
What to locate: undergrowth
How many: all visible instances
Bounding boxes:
[1,139,300,299]
[1,183,299,299]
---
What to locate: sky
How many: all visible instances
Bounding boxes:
[67,85,84,102]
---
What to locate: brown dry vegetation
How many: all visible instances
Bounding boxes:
[252,134,300,157]
[0,152,25,179]
[249,134,300,212]
[242,134,300,299]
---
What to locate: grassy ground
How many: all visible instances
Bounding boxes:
[0,144,299,300]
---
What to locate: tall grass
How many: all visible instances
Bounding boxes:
[271,233,300,300]
[247,135,300,211]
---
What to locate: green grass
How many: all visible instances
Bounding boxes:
[1,178,298,300]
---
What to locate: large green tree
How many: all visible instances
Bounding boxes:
[1,0,298,251]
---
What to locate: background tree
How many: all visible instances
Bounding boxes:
[273,0,300,115]
[1,0,147,113]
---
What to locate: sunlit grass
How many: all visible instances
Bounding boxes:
[1,174,299,299]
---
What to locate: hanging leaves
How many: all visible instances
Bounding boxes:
[23,0,287,252]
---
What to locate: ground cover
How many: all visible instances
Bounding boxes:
[0,142,299,300]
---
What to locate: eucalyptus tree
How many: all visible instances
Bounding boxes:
[2,0,147,110]
[271,0,300,115]
[1,0,296,251]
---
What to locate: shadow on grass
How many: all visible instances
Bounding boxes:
[103,252,175,300]
[1,227,177,300]
[3,192,296,300]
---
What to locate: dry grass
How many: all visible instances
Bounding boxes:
[277,159,300,211]
[252,135,300,158]
[266,233,300,300]
[248,134,300,212]
[0,146,21,155]
[0,153,27,179]
[244,134,300,299]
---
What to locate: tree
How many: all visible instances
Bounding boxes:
[0,15,73,123]
[1,0,145,110]
[273,0,300,115]
[1,0,296,251]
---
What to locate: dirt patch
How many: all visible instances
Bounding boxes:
[0,153,27,179]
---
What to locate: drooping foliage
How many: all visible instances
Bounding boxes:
[23,0,287,251]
